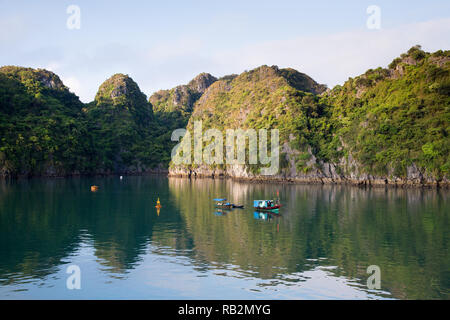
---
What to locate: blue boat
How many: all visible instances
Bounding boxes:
[213,198,232,209]
[214,198,244,209]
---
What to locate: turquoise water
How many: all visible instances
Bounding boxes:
[0,176,448,299]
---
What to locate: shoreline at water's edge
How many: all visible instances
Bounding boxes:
[2,170,449,189]
[167,172,450,189]
[0,169,169,180]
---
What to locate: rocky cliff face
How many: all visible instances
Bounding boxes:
[150,72,217,115]
[95,73,153,124]
[187,72,218,93]
[169,153,449,187]
[169,64,332,180]
[169,49,450,188]
[169,158,448,188]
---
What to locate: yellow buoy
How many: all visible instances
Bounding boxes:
[155,197,162,208]
[91,185,99,192]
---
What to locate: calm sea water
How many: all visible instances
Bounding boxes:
[0,176,448,299]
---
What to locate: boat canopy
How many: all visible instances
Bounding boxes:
[254,200,273,207]
[213,198,227,202]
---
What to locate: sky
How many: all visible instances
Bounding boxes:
[1,0,449,102]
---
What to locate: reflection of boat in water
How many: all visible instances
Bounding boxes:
[214,209,227,216]
[254,211,269,220]
[213,198,244,210]
[253,200,281,213]
[253,211,281,221]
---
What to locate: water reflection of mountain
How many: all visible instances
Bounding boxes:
[0,179,84,285]
[167,177,449,299]
[0,177,191,282]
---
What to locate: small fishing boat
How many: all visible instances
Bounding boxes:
[214,198,233,209]
[213,198,244,210]
[253,200,281,212]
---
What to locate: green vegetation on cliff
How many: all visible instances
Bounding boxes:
[149,73,218,167]
[86,73,167,172]
[150,72,217,129]
[0,68,169,176]
[324,46,450,178]
[0,46,449,182]
[175,47,449,183]
[180,65,332,174]
[0,66,93,176]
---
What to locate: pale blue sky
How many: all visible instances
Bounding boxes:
[1,0,449,101]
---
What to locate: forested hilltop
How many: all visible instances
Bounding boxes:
[1,46,449,187]
[0,67,169,176]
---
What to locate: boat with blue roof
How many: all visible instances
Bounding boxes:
[213,198,244,209]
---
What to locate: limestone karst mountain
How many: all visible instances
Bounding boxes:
[1,46,449,186]
[169,47,450,187]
